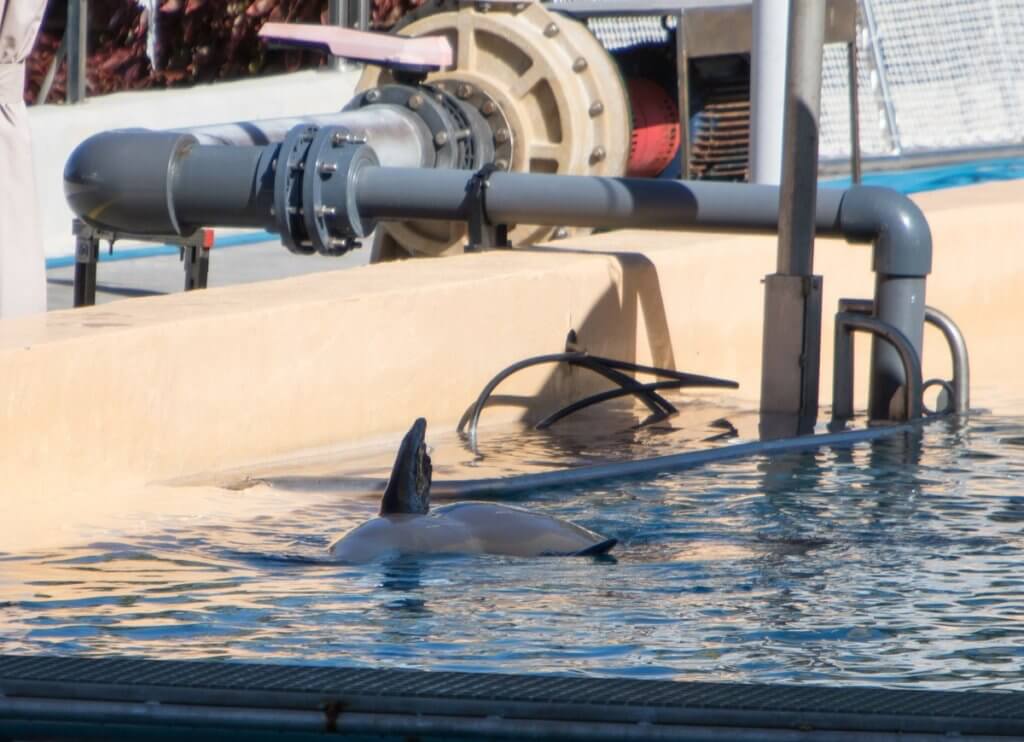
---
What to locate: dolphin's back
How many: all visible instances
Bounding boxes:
[432,502,610,557]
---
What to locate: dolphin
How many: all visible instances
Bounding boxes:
[327,418,617,563]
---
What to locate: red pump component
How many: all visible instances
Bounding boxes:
[626,78,681,178]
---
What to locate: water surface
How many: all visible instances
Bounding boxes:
[3,412,1024,691]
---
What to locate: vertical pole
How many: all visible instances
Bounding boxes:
[847,41,862,184]
[750,0,790,185]
[675,11,691,179]
[358,0,370,32]
[66,0,88,104]
[327,0,348,70]
[758,0,826,438]
[776,0,825,278]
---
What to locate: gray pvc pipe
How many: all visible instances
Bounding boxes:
[869,275,927,420]
[355,167,848,235]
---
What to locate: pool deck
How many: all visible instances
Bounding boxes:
[1,654,1022,741]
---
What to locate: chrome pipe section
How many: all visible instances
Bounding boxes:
[173,105,434,168]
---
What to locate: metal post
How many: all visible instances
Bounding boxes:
[758,0,826,437]
[66,0,88,104]
[847,41,861,184]
[750,0,790,185]
[327,0,348,70]
[674,10,691,179]
[357,0,370,32]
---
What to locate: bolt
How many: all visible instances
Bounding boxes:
[588,101,604,117]
[316,206,337,218]
[481,100,497,116]
[572,57,587,73]
[332,131,347,145]
[553,227,569,239]
[544,22,559,37]
[494,158,509,170]
[457,83,473,99]
[365,89,381,103]
[494,127,510,144]
[319,161,338,174]
[434,131,450,147]
[590,146,606,164]
[270,158,278,172]
[408,94,424,110]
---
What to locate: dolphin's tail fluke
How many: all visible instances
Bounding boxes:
[571,538,618,557]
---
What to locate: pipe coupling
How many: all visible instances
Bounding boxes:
[273,125,380,256]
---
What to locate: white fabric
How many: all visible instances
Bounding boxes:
[1,0,48,318]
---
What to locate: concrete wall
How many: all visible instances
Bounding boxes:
[2,180,1022,549]
[28,69,361,258]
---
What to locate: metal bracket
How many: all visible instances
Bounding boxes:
[464,164,510,252]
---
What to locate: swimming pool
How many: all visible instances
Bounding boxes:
[4,410,1023,691]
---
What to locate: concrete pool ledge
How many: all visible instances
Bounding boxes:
[2,180,1024,544]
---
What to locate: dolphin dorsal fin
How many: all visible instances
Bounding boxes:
[380,418,432,515]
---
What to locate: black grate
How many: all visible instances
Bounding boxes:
[2,654,1023,736]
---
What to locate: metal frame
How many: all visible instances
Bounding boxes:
[836,298,970,416]
[831,309,923,423]
[71,220,213,308]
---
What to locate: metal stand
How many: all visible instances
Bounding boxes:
[71,220,214,308]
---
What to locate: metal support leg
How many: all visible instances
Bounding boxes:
[182,243,210,291]
[72,223,100,308]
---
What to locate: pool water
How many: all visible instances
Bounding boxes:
[822,157,1024,194]
[3,410,1024,691]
